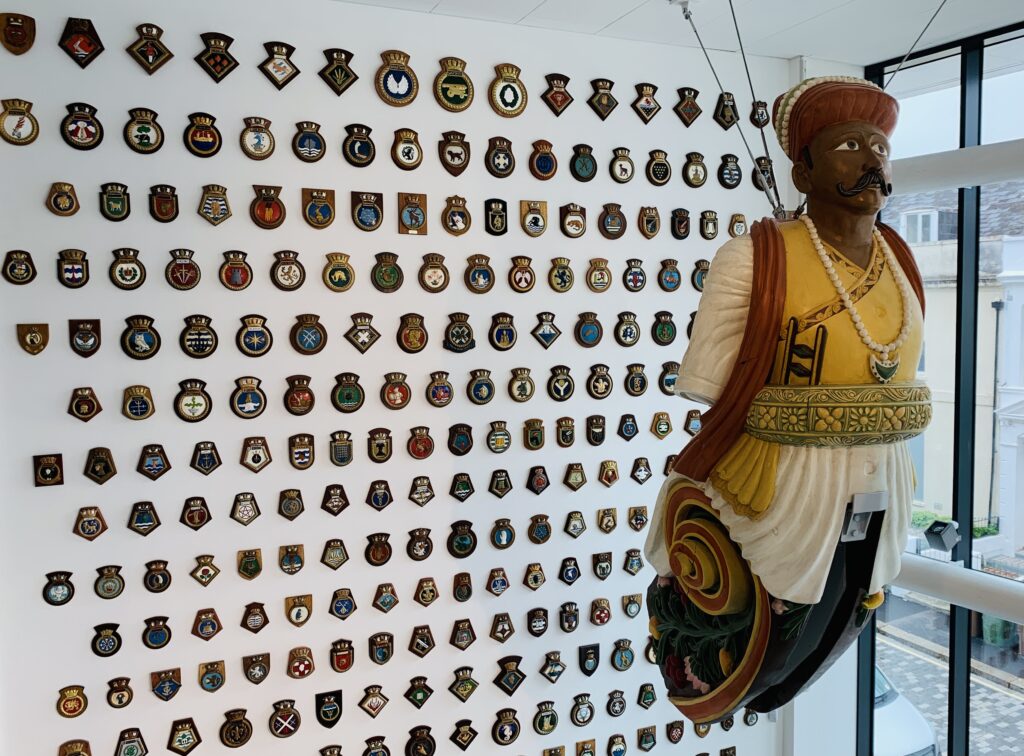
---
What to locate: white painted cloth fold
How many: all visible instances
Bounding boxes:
[643,235,914,605]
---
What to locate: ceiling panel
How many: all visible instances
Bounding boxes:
[519,0,650,35]
[432,0,547,24]
[340,0,440,12]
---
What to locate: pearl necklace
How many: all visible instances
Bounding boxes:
[799,213,913,383]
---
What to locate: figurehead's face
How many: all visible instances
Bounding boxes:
[791,120,892,216]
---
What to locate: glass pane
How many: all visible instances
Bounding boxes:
[886,53,962,159]
[875,592,947,755]
[968,609,1024,754]
[883,188,957,554]
[982,35,1024,146]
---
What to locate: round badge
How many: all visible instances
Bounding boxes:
[239,117,275,160]
[123,109,163,154]
[183,112,222,157]
[61,103,103,150]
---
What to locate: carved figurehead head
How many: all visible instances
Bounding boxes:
[774,77,899,220]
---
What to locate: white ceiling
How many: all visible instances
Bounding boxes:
[337,0,1024,66]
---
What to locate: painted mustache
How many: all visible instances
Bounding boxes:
[837,168,892,197]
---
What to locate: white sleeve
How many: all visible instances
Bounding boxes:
[674,235,754,405]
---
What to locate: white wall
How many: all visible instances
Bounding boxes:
[0,0,795,754]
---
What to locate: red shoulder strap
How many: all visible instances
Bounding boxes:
[673,218,787,482]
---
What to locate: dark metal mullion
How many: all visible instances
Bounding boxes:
[855,615,876,756]
[947,37,983,756]
[867,18,1024,71]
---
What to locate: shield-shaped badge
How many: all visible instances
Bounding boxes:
[520,200,547,237]
[315,691,342,729]
[718,153,742,188]
[17,323,48,355]
[48,183,79,217]
[700,210,719,239]
[579,644,600,676]
[438,130,470,175]
[638,207,660,239]
[148,184,178,222]
[730,212,748,237]
[2,13,34,55]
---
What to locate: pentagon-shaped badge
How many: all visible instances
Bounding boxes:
[191,608,221,641]
[448,424,473,456]
[365,479,393,511]
[319,48,357,95]
[714,91,740,129]
[490,612,514,643]
[240,436,271,472]
[60,18,103,68]
[409,476,434,506]
[588,79,617,120]
[617,413,639,441]
[194,32,236,81]
[375,49,418,106]
[486,568,509,597]
[343,124,376,166]
[559,557,580,585]
[189,441,219,476]
[126,110,164,155]
[127,500,160,536]
[599,460,619,487]
[321,539,349,570]
[489,469,512,498]
[434,57,474,111]
[68,387,101,422]
[526,465,549,495]
[2,13,34,56]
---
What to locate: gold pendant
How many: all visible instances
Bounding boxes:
[869,354,899,383]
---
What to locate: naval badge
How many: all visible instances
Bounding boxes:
[238,654,269,686]
[376,49,418,105]
[217,710,252,748]
[494,656,526,695]
[351,192,383,233]
[624,594,643,618]
[149,668,181,702]
[599,459,620,487]
[587,415,606,445]
[451,720,477,751]
[149,186,179,225]
[750,97,770,127]
[520,200,547,237]
[2,249,34,285]
[548,365,574,401]
[17,323,47,355]
[57,685,88,719]
[61,102,102,150]
[237,118,275,163]
[491,517,515,549]
[646,149,672,185]
[236,314,272,356]
[407,426,435,459]
[685,408,703,436]
[248,185,286,229]
[194,32,236,81]
[683,151,708,187]
[493,709,521,746]
[183,112,221,157]
[666,721,684,743]
[439,130,470,176]
[190,553,218,581]
[343,123,376,166]
[509,369,535,403]
[290,313,327,354]
[303,188,335,228]
[639,206,661,239]
[489,63,527,117]
[730,212,747,237]
[73,507,106,540]
[106,680,134,711]
[282,375,314,416]
[754,154,777,190]
[651,410,673,439]
[167,718,202,754]
[449,474,473,502]
[574,312,603,347]
[321,485,350,519]
[0,98,38,145]
[460,256,493,295]
[408,475,434,505]
[2,13,34,55]
[435,57,474,111]
[489,469,513,498]
[489,313,517,350]
[718,153,742,188]
[559,600,582,632]
[365,532,393,567]
[126,23,171,74]
[622,260,646,291]
[409,625,435,657]
[230,377,266,419]
[90,623,122,658]
[239,436,271,473]
[611,638,635,671]
[287,646,314,678]
[700,209,719,239]
[99,183,130,222]
[332,372,364,413]
[570,694,596,727]
[588,79,618,119]
[529,139,557,180]
[174,378,213,423]
[598,203,627,239]
[121,315,161,360]
[269,700,300,738]
[400,194,428,235]
[124,109,163,154]
[287,434,314,470]
[121,385,155,421]
[422,371,453,409]
[198,184,231,225]
[625,364,649,396]
[392,128,422,169]
[370,632,395,664]
[560,203,586,237]
[524,562,546,590]
[530,312,560,350]
[345,313,379,353]
[448,424,473,456]
[397,313,427,353]
[549,257,574,292]
[568,143,597,182]
[447,521,477,558]
[60,17,103,68]
[586,364,613,399]
[618,413,639,440]
[68,387,101,422]
[292,121,325,162]
[443,312,475,352]
[406,675,433,708]
[319,47,357,94]
[430,196,468,238]
[141,615,172,649]
[609,147,635,183]
[268,249,305,290]
[47,183,79,217]
[694,722,711,738]
[534,701,559,735]
[714,91,740,129]
[632,82,661,122]
[542,72,574,115]
[260,41,299,89]
[486,136,515,177]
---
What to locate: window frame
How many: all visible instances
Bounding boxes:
[862,20,1024,756]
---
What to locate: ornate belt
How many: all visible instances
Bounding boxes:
[744,382,931,447]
